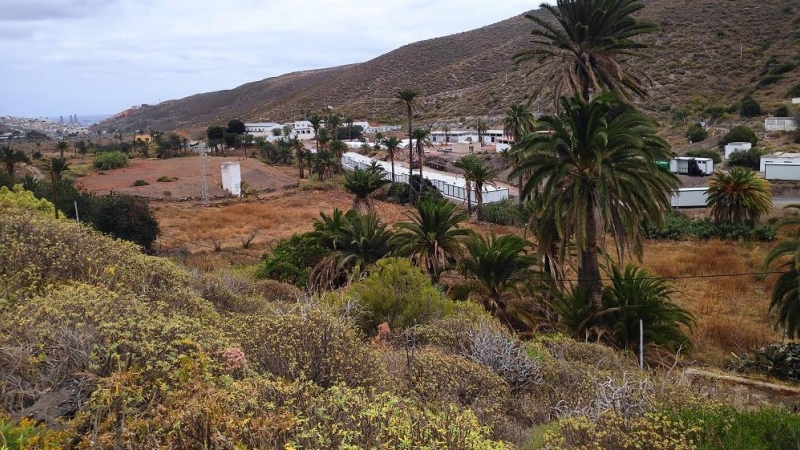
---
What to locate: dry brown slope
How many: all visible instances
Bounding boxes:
[98,0,800,134]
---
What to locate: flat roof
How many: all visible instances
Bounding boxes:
[762,152,800,158]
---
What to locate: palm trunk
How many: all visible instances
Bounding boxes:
[51,174,59,219]
[390,154,395,182]
[298,159,304,179]
[518,174,524,205]
[465,180,472,216]
[476,183,483,221]
[407,109,413,180]
[578,202,603,312]
[418,146,424,181]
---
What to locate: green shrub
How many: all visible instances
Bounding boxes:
[685,149,721,163]
[0,185,57,215]
[256,232,330,287]
[92,151,129,170]
[385,175,443,205]
[728,147,765,170]
[757,74,783,88]
[787,83,800,98]
[482,198,528,226]
[720,125,758,147]
[685,123,708,143]
[773,105,791,117]
[92,193,160,252]
[740,95,762,117]
[642,212,775,241]
[0,414,67,448]
[349,258,453,333]
[132,179,149,186]
[156,175,178,182]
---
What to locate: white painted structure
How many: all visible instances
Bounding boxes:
[761,152,800,180]
[669,157,714,175]
[671,188,708,208]
[765,117,798,132]
[724,142,752,160]
[430,130,480,144]
[220,162,242,197]
[792,98,800,105]
[341,152,509,204]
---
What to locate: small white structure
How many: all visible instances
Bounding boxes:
[671,188,709,208]
[430,130,480,144]
[765,117,798,132]
[724,142,752,160]
[221,161,242,197]
[761,152,800,180]
[669,157,714,175]
[792,98,800,105]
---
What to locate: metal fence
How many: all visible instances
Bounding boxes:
[341,153,509,204]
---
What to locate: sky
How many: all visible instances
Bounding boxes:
[0,0,547,118]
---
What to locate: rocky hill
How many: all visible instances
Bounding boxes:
[97,0,800,135]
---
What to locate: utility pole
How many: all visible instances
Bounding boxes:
[199,145,209,207]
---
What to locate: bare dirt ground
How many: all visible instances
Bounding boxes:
[78,157,299,200]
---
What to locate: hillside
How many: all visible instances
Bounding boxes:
[97,0,800,135]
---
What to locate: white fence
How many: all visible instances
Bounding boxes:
[341,152,509,204]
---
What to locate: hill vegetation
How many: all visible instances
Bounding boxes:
[96,0,800,134]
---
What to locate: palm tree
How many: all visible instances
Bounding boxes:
[513,0,658,105]
[49,157,71,219]
[328,114,343,139]
[291,137,306,178]
[396,88,420,179]
[343,166,391,213]
[706,167,772,225]
[453,155,480,216]
[512,93,678,312]
[410,128,432,180]
[392,199,472,284]
[1,145,30,179]
[475,118,488,147]
[56,140,69,158]
[764,205,800,338]
[442,124,451,144]
[344,117,354,140]
[382,136,402,182]
[502,103,536,204]
[601,264,695,351]
[309,114,323,151]
[465,158,497,221]
[459,233,542,330]
[329,140,348,174]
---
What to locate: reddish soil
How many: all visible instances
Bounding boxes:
[77,157,299,199]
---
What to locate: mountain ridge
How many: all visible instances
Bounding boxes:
[97,0,800,135]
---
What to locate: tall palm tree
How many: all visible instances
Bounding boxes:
[513,0,658,105]
[343,166,391,213]
[56,140,69,158]
[309,114,323,151]
[706,167,772,226]
[410,128,432,180]
[329,140,347,173]
[49,157,71,219]
[452,155,479,216]
[1,145,30,179]
[459,233,541,329]
[502,103,536,204]
[382,136,402,182]
[396,88,420,179]
[328,114,343,139]
[392,199,472,284]
[475,118,488,147]
[764,204,800,338]
[465,158,497,221]
[291,137,306,178]
[512,93,678,312]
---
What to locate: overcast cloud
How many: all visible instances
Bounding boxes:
[0,1,545,117]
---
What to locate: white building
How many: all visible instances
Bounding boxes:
[221,162,242,196]
[765,117,798,132]
[671,188,709,208]
[760,152,800,180]
[669,157,714,175]
[792,98,800,105]
[429,130,480,144]
[724,142,752,160]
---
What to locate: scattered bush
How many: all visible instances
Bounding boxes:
[256,232,330,288]
[720,125,758,147]
[685,149,721,164]
[92,193,160,252]
[385,175,444,205]
[773,105,790,117]
[643,211,775,241]
[740,95,762,117]
[482,198,528,226]
[757,74,784,88]
[685,123,708,143]
[92,151,129,170]
[349,258,453,334]
[132,179,149,186]
[734,343,800,382]
[728,147,765,170]
[787,83,800,98]
[461,322,543,393]
[156,175,178,182]
[0,185,57,215]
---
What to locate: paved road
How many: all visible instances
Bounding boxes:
[773,197,800,206]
